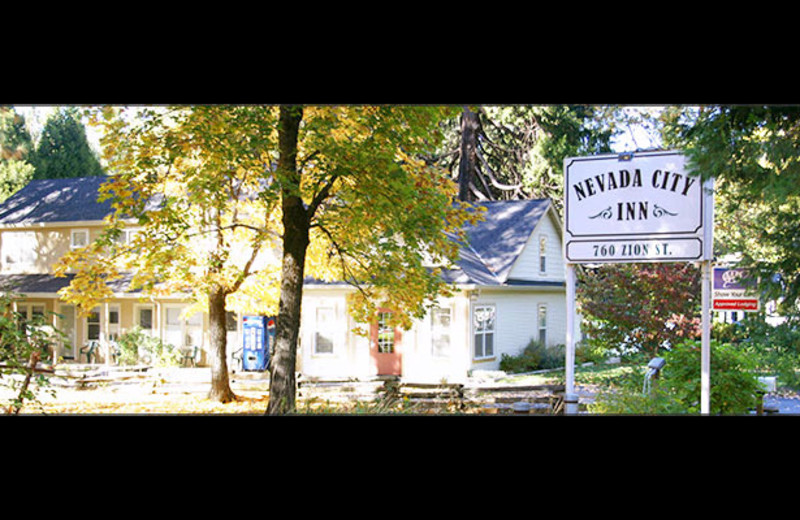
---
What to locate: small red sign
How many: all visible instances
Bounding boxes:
[713,299,759,311]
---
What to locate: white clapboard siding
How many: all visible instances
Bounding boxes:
[506,210,564,282]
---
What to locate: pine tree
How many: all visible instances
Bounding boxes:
[30,107,104,179]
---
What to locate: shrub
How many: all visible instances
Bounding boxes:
[590,339,762,415]
[116,326,182,367]
[500,340,564,373]
[714,317,800,389]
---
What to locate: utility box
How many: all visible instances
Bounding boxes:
[242,316,273,371]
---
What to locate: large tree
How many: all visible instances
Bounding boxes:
[667,105,800,316]
[57,105,477,412]
[266,105,476,414]
[578,262,701,357]
[30,107,105,179]
[56,105,281,402]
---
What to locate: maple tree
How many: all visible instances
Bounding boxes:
[577,262,701,358]
[55,105,478,411]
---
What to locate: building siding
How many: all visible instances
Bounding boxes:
[507,210,564,282]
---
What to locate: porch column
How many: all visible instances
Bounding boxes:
[104,302,110,365]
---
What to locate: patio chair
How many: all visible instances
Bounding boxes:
[181,346,200,367]
[109,341,121,364]
[80,340,100,363]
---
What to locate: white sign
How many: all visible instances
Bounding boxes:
[563,150,713,264]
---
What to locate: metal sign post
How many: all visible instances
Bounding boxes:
[700,260,711,414]
[563,150,714,415]
[564,263,578,414]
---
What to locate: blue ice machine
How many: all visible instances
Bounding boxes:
[242,316,274,371]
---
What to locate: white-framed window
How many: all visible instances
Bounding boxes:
[70,229,89,250]
[3,231,36,267]
[538,304,547,346]
[135,304,155,335]
[86,307,101,341]
[431,306,451,357]
[18,303,45,320]
[314,306,335,355]
[164,305,203,349]
[115,227,141,246]
[376,311,395,353]
[539,235,547,273]
[473,304,496,359]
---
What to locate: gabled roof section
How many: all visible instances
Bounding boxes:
[0,177,113,226]
[444,199,553,286]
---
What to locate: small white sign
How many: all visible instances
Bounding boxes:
[563,150,713,264]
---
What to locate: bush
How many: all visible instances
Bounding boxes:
[116,326,182,367]
[590,339,762,415]
[500,340,564,373]
[714,317,800,389]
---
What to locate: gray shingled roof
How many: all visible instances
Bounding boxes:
[0,177,113,225]
[0,178,558,289]
[443,199,554,286]
[0,272,139,295]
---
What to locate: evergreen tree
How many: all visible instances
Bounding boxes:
[433,105,615,207]
[30,107,104,179]
[0,107,35,202]
[670,105,800,317]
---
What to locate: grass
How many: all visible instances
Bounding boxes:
[498,361,637,388]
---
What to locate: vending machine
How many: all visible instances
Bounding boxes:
[242,315,271,371]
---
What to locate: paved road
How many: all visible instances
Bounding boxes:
[763,394,800,414]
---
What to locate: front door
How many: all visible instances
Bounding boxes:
[370,310,402,376]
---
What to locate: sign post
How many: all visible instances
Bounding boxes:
[563,150,714,414]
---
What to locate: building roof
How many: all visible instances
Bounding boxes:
[0,178,561,289]
[0,272,139,295]
[443,199,556,286]
[0,177,113,225]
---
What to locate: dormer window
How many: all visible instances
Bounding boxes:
[70,229,89,250]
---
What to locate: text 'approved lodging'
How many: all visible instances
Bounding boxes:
[563,150,713,264]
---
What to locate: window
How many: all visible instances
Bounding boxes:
[376,311,395,353]
[431,307,451,357]
[539,236,547,273]
[538,304,547,346]
[164,306,203,348]
[87,307,101,341]
[314,307,335,354]
[71,229,89,250]
[137,306,154,333]
[225,312,238,332]
[473,305,495,359]
[108,305,120,341]
[17,303,45,332]
[3,231,36,266]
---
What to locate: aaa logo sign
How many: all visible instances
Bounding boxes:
[712,267,760,312]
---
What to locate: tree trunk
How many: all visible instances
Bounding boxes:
[267,105,308,415]
[458,107,481,202]
[207,284,235,403]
